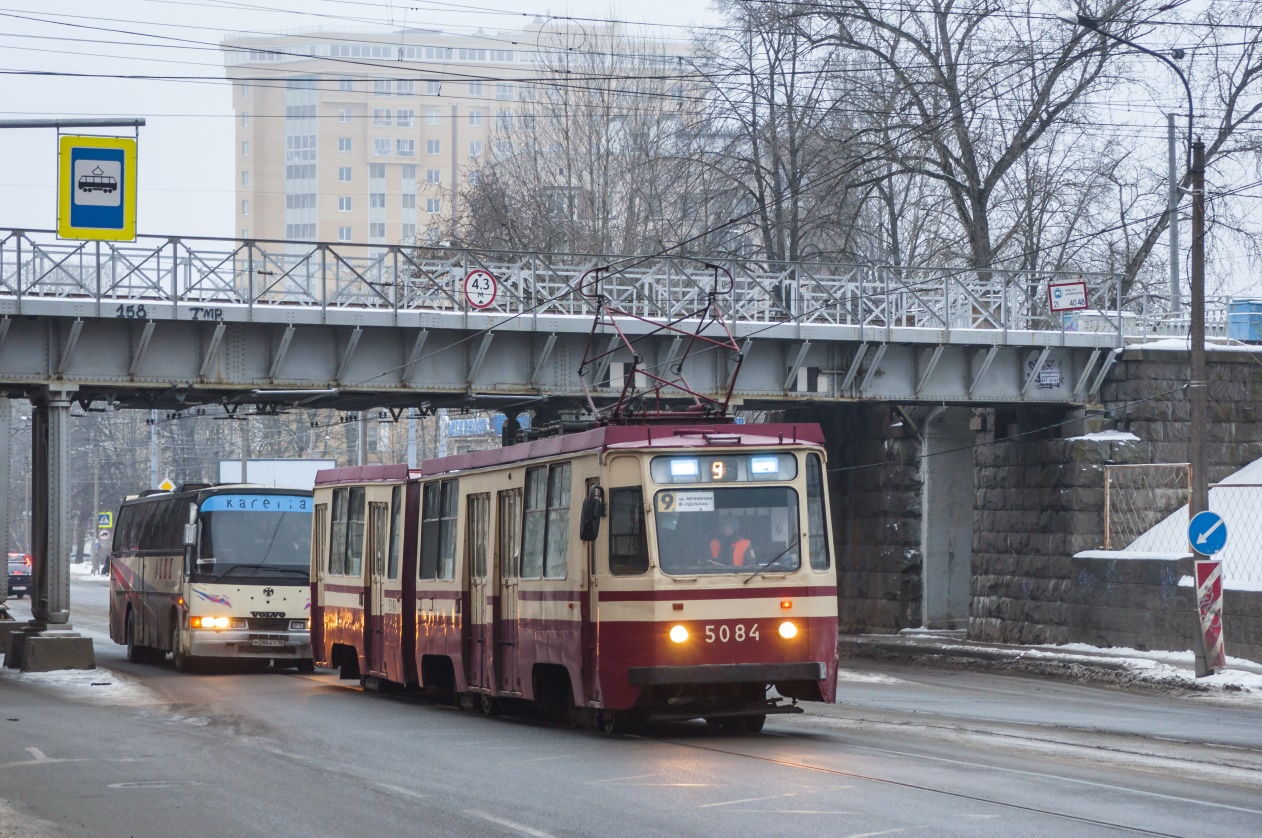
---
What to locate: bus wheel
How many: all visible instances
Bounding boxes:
[125,611,147,664]
[171,624,192,673]
[296,658,315,674]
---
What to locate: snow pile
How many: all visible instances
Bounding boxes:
[0,666,155,706]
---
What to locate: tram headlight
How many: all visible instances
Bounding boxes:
[669,625,689,644]
[778,621,798,640]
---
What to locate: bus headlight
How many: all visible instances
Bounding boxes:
[778,621,798,639]
[193,616,231,629]
[290,620,308,631]
[669,625,689,644]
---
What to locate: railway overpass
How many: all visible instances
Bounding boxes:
[0,228,1208,653]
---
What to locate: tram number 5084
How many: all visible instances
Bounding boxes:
[705,624,760,643]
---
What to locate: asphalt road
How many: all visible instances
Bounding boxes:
[1,576,1260,837]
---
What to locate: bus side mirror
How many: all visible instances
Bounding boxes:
[184,503,198,546]
[580,489,605,543]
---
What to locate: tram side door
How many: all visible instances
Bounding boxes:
[495,488,522,694]
[366,501,389,675]
[465,494,492,690]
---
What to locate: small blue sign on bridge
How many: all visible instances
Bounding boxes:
[1187,510,1228,556]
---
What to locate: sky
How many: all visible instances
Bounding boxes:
[0,0,720,239]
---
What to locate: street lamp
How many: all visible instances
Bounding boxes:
[1058,11,1211,676]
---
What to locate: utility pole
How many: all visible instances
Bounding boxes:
[407,410,418,468]
[91,452,99,575]
[1168,114,1181,314]
[149,409,159,489]
[240,416,250,484]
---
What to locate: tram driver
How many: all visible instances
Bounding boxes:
[710,515,756,567]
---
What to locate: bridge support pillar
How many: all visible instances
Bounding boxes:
[0,397,10,606]
[30,387,74,625]
[16,387,95,670]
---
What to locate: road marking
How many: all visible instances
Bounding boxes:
[466,810,556,838]
[108,781,200,789]
[585,772,658,784]
[517,752,584,763]
[700,793,795,808]
[371,782,428,800]
[25,748,51,763]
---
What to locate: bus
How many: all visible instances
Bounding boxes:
[311,423,838,732]
[109,484,314,672]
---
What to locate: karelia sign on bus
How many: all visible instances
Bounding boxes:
[109,484,315,672]
[312,423,838,732]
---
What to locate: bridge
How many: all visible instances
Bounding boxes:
[0,228,1184,411]
[0,228,1209,639]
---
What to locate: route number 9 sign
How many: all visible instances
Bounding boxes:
[464,269,498,309]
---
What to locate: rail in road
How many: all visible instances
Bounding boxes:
[0,229,1211,407]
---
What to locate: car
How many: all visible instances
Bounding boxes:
[7,552,31,599]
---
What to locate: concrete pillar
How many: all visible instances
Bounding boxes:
[30,388,73,624]
[921,407,975,630]
[0,397,10,603]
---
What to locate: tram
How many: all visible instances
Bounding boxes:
[310,423,838,731]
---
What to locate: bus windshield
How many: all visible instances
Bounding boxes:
[653,486,800,575]
[196,494,311,582]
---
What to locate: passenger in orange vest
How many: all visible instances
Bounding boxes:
[710,517,755,566]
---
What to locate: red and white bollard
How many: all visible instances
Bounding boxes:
[1195,560,1227,671]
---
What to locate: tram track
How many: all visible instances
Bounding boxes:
[284,669,1262,834]
[651,734,1261,835]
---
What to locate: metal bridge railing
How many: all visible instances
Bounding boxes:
[0,228,1215,339]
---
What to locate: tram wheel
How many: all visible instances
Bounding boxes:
[295,658,315,673]
[741,714,766,733]
[480,693,499,717]
[600,710,628,735]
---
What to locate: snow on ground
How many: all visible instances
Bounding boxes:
[836,670,908,686]
[1125,337,1262,352]
[1066,430,1141,442]
[1074,550,1190,561]
[0,663,155,706]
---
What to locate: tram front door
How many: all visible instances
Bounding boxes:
[496,488,522,694]
[465,493,492,690]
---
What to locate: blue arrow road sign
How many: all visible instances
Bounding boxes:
[1188,511,1228,556]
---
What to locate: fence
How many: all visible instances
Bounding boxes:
[1104,464,1262,585]
[1104,463,1190,551]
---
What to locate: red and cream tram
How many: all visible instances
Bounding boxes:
[310,423,838,731]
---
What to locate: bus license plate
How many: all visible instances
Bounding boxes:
[251,638,285,648]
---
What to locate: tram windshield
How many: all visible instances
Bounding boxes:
[653,487,800,575]
[194,494,312,582]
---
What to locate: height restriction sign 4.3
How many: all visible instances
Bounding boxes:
[57,135,138,241]
[464,269,498,309]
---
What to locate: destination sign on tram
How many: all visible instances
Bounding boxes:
[650,453,798,484]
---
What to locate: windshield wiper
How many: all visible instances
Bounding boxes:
[204,563,307,583]
[743,540,800,584]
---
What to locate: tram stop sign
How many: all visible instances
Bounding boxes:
[57,134,138,241]
[1188,511,1228,556]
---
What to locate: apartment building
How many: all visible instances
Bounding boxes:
[221,26,547,245]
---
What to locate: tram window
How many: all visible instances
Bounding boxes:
[544,464,571,578]
[387,486,402,580]
[608,487,647,575]
[439,481,458,579]
[420,480,459,580]
[467,493,489,577]
[521,468,547,578]
[347,487,366,577]
[369,502,389,576]
[313,503,327,579]
[806,454,831,570]
[329,488,348,575]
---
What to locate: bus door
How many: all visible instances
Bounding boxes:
[465,493,492,690]
[495,488,522,694]
[366,501,389,675]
